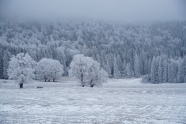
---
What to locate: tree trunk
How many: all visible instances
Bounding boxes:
[90,79,94,87]
[19,84,23,88]
[81,73,84,87]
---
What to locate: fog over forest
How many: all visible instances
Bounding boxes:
[0,0,186,22]
[0,0,186,83]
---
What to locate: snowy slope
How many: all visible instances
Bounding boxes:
[0,77,186,124]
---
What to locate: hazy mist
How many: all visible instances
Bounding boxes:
[0,0,186,22]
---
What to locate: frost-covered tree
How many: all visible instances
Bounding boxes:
[183,56,186,79]
[3,50,11,79]
[158,57,163,83]
[105,59,112,78]
[168,59,177,83]
[177,59,184,83]
[121,60,127,77]
[113,55,121,78]
[36,58,64,82]
[8,53,36,88]
[126,63,133,77]
[116,54,123,74]
[162,58,168,83]
[69,54,108,87]
[50,60,64,82]
[0,47,3,79]
[151,57,158,83]
[69,54,89,87]
[87,58,108,87]
[134,53,140,77]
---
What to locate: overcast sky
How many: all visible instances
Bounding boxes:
[0,0,186,22]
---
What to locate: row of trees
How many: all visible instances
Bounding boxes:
[0,20,186,83]
[143,55,186,83]
[7,53,108,88]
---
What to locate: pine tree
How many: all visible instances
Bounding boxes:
[162,58,168,83]
[116,54,123,75]
[126,63,132,77]
[177,59,184,83]
[151,57,158,83]
[168,59,177,83]
[134,53,140,77]
[139,50,146,75]
[0,47,3,78]
[158,57,163,83]
[105,59,112,77]
[113,55,121,78]
[183,56,186,77]
[144,59,149,74]
[167,61,172,82]
[3,50,11,79]
[121,60,127,77]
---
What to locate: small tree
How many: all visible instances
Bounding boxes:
[8,53,36,88]
[36,58,64,82]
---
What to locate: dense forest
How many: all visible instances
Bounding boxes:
[0,19,186,83]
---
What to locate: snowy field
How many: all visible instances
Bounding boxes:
[0,77,186,124]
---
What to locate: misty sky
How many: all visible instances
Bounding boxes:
[0,0,186,22]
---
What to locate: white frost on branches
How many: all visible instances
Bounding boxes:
[8,53,36,84]
[36,58,64,82]
[69,54,108,87]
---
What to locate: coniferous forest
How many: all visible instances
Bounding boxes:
[0,20,186,83]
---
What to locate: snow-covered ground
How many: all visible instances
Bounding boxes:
[0,77,186,124]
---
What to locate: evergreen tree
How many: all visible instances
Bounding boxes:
[168,59,177,83]
[162,58,168,83]
[158,57,163,83]
[121,60,127,77]
[126,63,132,77]
[105,59,112,77]
[116,54,123,74]
[177,59,184,83]
[183,56,186,78]
[3,50,11,79]
[113,55,121,78]
[134,53,140,77]
[151,57,158,83]
[0,47,3,78]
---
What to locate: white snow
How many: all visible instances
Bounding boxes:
[0,77,186,124]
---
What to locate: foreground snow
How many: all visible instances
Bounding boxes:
[0,78,186,124]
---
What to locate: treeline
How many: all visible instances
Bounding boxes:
[7,53,108,88]
[0,20,186,83]
[143,55,186,83]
